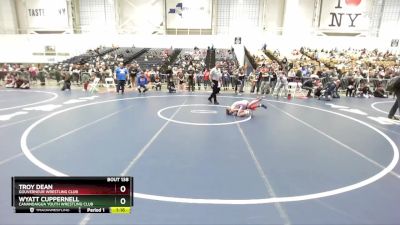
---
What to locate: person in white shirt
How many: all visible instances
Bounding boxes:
[274,72,289,97]
[208,64,222,104]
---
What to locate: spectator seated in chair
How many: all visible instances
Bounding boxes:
[20,79,30,89]
[358,82,373,98]
[374,84,388,98]
[20,80,30,89]
[14,74,24,88]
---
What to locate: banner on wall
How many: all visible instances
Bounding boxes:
[24,0,68,30]
[319,0,369,33]
[166,0,212,29]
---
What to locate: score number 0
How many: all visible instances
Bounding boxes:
[120,185,127,205]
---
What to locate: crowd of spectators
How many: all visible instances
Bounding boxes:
[248,46,400,99]
[1,46,398,100]
[0,46,173,91]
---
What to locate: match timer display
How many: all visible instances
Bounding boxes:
[12,177,133,214]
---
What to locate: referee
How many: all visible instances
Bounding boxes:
[208,63,222,104]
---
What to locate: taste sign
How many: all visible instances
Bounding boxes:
[16,0,69,32]
[319,0,369,33]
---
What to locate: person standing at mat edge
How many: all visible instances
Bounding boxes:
[115,63,128,94]
[208,63,222,104]
[387,73,400,120]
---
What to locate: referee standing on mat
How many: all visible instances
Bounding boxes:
[208,63,222,104]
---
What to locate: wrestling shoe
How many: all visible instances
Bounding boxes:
[388,115,400,120]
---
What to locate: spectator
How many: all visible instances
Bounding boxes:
[154,75,161,91]
[203,68,210,90]
[195,69,203,91]
[319,80,340,100]
[232,67,239,93]
[61,71,71,91]
[269,69,278,94]
[137,72,149,93]
[259,70,270,95]
[248,70,257,93]
[302,79,314,97]
[29,65,38,84]
[72,66,80,85]
[238,68,245,93]
[274,72,289,97]
[81,71,91,92]
[314,79,323,98]
[358,82,373,98]
[166,66,176,93]
[346,77,355,97]
[114,63,128,94]
[177,71,185,91]
[37,66,47,86]
[128,64,138,88]
[373,83,388,98]
[222,69,230,91]
[187,67,195,92]
[5,73,14,88]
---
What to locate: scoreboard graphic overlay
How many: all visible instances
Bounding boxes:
[12,177,133,213]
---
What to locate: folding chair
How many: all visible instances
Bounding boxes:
[104,77,116,91]
[88,77,100,93]
[288,81,305,98]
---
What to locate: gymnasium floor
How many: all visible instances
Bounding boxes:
[1,88,400,225]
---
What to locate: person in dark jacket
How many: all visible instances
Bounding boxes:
[346,77,355,97]
[302,79,314,97]
[166,66,176,93]
[187,67,195,92]
[387,75,400,120]
[319,80,340,101]
[37,67,47,86]
[61,71,71,91]
[373,83,388,98]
